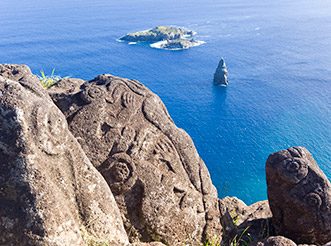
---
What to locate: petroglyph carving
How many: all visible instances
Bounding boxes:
[0,67,129,245]
[99,153,136,195]
[81,84,106,103]
[33,103,68,155]
[266,146,331,245]
[49,74,222,245]
[278,157,309,184]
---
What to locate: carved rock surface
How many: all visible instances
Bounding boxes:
[266,147,331,245]
[0,65,129,246]
[48,74,223,245]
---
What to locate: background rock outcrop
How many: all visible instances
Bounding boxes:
[48,74,223,245]
[0,65,129,246]
[266,146,331,245]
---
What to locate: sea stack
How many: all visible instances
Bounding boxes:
[213,57,229,86]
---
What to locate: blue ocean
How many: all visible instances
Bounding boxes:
[1,0,330,204]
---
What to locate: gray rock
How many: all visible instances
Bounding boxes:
[266,147,331,245]
[264,236,297,246]
[213,58,229,86]
[0,64,129,246]
[48,74,223,245]
[237,200,272,243]
[219,198,272,245]
[251,236,298,246]
[132,242,166,246]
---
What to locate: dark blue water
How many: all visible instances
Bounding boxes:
[1,0,330,204]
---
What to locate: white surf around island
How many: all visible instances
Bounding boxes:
[150,40,206,50]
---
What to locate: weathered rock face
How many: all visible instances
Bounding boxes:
[254,236,298,246]
[48,74,223,245]
[0,64,129,246]
[213,58,229,86]
[219,197,272,245]
[266,147,331,245]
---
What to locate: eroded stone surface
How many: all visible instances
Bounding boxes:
[264,236,297,246]
[0,65,129,246]
[266,147,331,245]
[48,74,223,245]
[219,197,272,245]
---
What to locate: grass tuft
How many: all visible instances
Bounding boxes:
[38,68,66,88]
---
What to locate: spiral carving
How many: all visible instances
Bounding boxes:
[80,84,105,103]
[100,153,136,195]
[278,157,308,184]
[304,192,322,209]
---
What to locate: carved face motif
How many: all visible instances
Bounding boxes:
[33,103,68,155]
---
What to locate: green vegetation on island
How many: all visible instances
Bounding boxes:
[120,26,194,42]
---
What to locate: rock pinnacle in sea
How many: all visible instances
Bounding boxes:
[213,57,229,86]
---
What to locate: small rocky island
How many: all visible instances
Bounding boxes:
[119,26,204,50]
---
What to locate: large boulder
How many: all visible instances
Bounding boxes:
[266,147,331,245]
[0,64,129,245]
[48,74,223,245]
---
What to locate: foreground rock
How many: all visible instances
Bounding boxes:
[253,236,331,246]
[0,65,129,246]
[213,58,229,86]
[120,26,194,42]
[253,236,297,246]
[48,74,223,245]
[266,146,331,245]
[219,197,272,245]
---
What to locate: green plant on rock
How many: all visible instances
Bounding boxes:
[38,68,66,88]
[230,226,251,246]
[230,211,240,226]
[204,235,221,246]
[80,225,110,246]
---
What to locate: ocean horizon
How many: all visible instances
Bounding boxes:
[1,0,330,205]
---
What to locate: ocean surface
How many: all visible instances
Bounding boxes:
[1,0,330,204]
